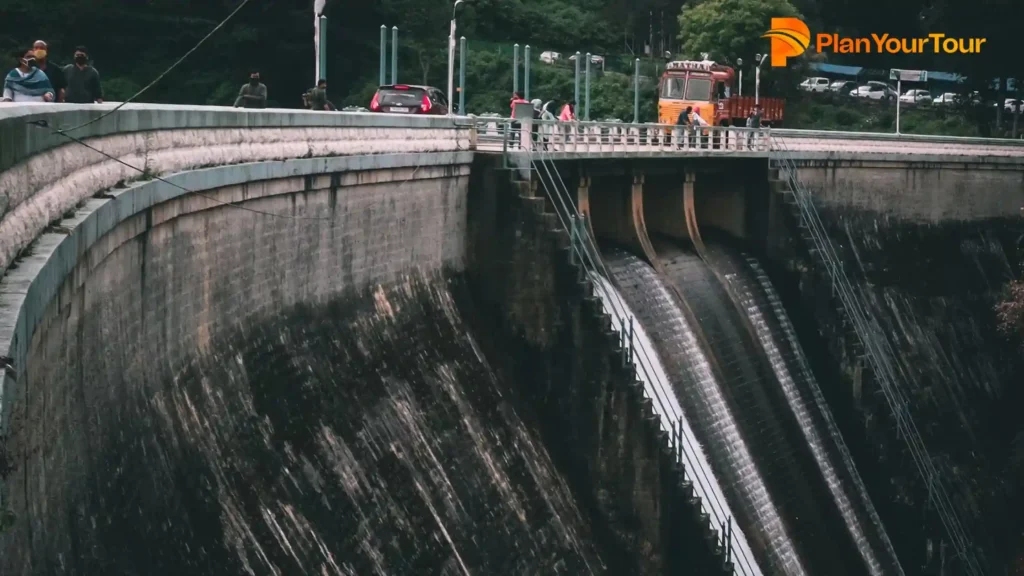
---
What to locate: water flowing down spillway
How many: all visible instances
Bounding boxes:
[652,239,892,576]
[7,272,604,575]
[590,263,802,576]
[706,242,904,576]
[589,273,765,576]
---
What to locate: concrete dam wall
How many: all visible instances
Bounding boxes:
[765,156,1024,573]
[4,104,1024,575]
[0,108,733,574]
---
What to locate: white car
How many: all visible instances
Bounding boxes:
[568,53,605,70]
[850,82,897,100]
[800,77,830,93]
[539,51,561,65]
[1002,98,1022,113]
[933,92,957,105]
[899,89,932,105]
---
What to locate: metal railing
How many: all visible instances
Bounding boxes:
[768,136,984,576]
[503,126,762,576]
[483,117,772,155]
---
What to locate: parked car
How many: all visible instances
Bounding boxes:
[568,53,605,71]
[933,92,957,106]
[539,51,561,64]
[369,84,449,115]
[899,89,933,105]
[829,80,858,94]
[799,77,830,93]
[850,82,897,100]
[1001,98,1023,113]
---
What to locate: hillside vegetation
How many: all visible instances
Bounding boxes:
[3,0,1021,127]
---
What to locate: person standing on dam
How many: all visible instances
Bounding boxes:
[234,70,267,109]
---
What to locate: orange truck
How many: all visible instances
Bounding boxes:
[657,60,784,127]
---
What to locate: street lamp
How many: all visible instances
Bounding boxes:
[754,53,768,106]
[736,57,743,96]
[447,0,465,115]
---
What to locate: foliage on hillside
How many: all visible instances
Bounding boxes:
[2,0,1021,122]
[997,279,1024,350]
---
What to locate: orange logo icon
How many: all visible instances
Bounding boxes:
[762,18,810,67]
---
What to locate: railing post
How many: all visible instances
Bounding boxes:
[379,25,387,85]
[622,315,630,360]
[513,44,520,95]
[584,53,592,121]
[459,36,467,115]
[525,45,531,101]
[633,58,640,124]
[574,51,581,108]
[391,26,399,84]
[569,214,577,265]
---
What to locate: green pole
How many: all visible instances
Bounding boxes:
[459,36,467,114]
[513,44,520,95]
[585,52,591,120]
[524,45,531,101]
[634,58,640,123]
[391,26,398,84]
[379,25,386,85]
[318,16,327,82]
[574,51,581,106]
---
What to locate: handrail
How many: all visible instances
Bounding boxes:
[772,128,1024,147]
[503,126,762,576]
[768,136,985,576]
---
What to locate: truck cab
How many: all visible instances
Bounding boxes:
[658,59,784,127]
[658,60,729,126]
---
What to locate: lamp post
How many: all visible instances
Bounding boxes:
[754,53,768,106]
[447,0,465,115]
[736,57,743,96]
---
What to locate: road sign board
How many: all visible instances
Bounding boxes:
[890,69,928,82]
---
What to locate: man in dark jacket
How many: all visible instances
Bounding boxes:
[62,46,103,104]
[234,70,267,108]
[675,105,692,148]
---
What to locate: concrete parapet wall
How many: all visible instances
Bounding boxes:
[0,104,472,275]
[0,152,472,446]
[788,157,1024,222]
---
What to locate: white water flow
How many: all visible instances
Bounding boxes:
[589,273,765,576]
[600,255,811,576]
[736,254,904,576]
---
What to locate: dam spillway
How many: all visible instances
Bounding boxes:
[595,239,903,576]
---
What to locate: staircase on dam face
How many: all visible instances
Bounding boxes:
[502,145,736,576]
[767,139,985,575]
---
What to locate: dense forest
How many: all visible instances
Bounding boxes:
[3,0,1022,120]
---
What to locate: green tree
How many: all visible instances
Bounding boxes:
[676,0,804,98]
[677,0,800,65]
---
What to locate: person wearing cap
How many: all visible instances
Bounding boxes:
[63,46,103,104]
[234,70,267,109]
[32,40,66,102]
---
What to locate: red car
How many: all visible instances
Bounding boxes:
[370,84,449,115]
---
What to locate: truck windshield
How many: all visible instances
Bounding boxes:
[661,77,685,99]
[684,77,712,100]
